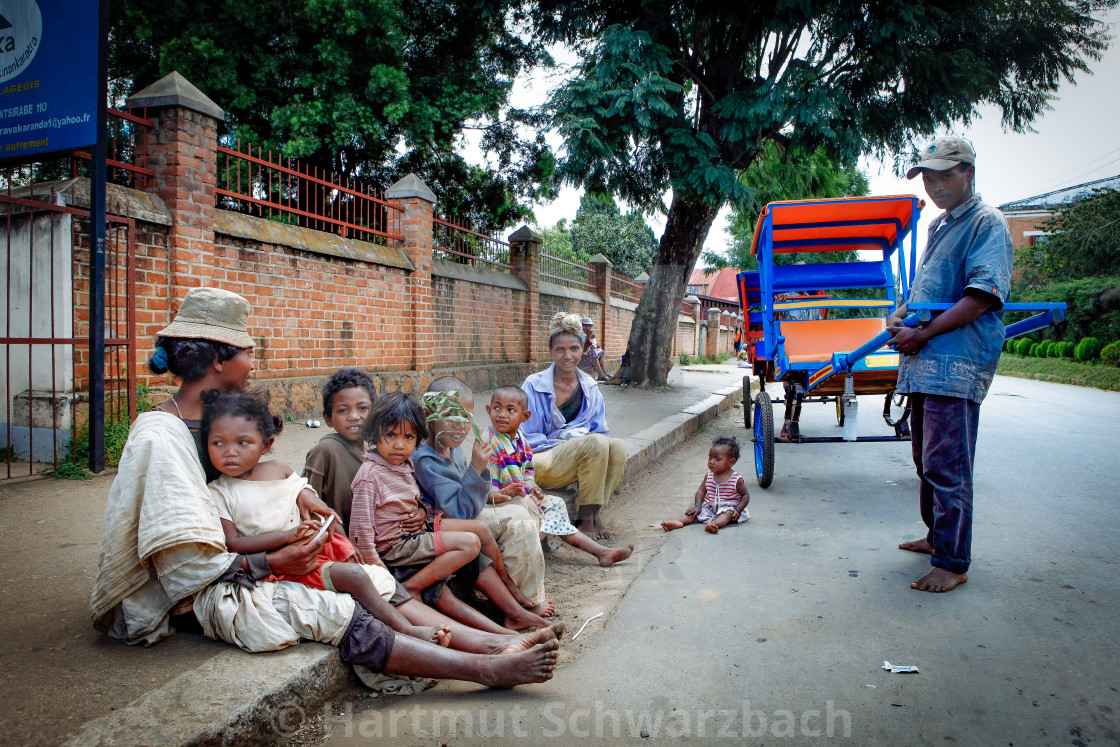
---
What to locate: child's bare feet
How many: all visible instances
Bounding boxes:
[705,522,720,534]
[410,624,452,647]
[661,520,685,531]
[496,622,566,654]
[528,599,555,617]
[899,537,934,554]
[506,581,538,611]
[479,639,559,688]
[596,543,633,567]
[911,568,967,592]
[504,606,551,631]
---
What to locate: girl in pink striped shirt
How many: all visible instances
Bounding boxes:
[661,437,751,534]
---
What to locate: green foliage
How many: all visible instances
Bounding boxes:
[1004,339,1015,354]
[1043,341,1058,358]
[1075,337,1103,362]
[570,194,658,278]
[704,142,870,271]
[1019,189,1120,283]
[1010,276,1120,345]
[419,390,482,441]
[1014,338,1034,356]
[538,219,590,264]
[1062,342,1077,359]
[111,0,557,230]
[997,354,1120,392]
[1101,341,1120,367]
[678,353,692,365]
[1028,342,1041,357]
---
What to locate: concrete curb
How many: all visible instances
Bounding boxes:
[64,379,749,747]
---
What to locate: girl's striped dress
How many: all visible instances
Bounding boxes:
[697,470,749,524]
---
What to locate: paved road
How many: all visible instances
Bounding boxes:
[319,375,1120,745]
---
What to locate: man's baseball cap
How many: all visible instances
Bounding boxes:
[906,136,976,179]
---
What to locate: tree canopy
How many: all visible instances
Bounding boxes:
[536,0,1116,385]
[570,194,658,277]
[110,0,557,229]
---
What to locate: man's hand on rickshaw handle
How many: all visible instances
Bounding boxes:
[888,293,999,355]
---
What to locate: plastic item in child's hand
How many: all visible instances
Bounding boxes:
[312,514,335,543]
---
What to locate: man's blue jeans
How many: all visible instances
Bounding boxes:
[910,393,980,575]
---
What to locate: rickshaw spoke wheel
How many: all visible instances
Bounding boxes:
[754,390,775,488]
[835,396,845,426]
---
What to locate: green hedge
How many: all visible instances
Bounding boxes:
[1010,276,1120,344]
[1075,336,1103,362]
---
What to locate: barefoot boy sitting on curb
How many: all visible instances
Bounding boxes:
[661,437,750,534]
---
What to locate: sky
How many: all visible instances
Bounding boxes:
[500,6,1120,268]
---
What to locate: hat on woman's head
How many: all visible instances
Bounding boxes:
[548,312,584,339]
[580,317,593,326]
[156,287,255,348]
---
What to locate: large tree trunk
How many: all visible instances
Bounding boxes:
[616,194,721,386]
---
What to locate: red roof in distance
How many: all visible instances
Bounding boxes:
[687,267,741,301]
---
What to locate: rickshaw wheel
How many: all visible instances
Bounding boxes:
[753,391,775,488]
[835,397,845,426]
[743,375,753,429]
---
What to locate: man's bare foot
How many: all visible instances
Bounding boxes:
[898,537,933,554]
[661,520,685,531]
[597,543,634,567]
[496,622,566,654]
[528,599,555,617]
[911,568,967,592]
[410,624,451,647]
[478,639,559,688]
[504,606,550,631]
[705,523,719,534]
[592,517,612,540]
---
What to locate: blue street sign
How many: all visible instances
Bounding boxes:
[0,0,98,161]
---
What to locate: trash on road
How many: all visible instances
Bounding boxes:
[882,661,919,673]
[573,612,604,640]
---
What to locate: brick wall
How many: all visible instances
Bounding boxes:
[55,84,724,417]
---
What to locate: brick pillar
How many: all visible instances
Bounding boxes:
[509,225,542,363]
[129,72,224,307]
[387,174,438,372]
[686,296,701,355]
[588,253,613,357]
[705,308,721,359]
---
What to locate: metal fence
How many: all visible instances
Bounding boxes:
[70,109,155,189]
[216,141,404,244]
[610,273,644,300]
[432,217,512,271]
[1,165,135,480]
[540,251,594,291]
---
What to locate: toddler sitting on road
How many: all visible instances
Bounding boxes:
[488,386,633,566]
[201,388,450,647]
[661,437,751,534]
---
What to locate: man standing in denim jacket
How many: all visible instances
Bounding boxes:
[887,136,1013,593]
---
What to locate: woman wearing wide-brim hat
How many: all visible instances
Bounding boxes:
[90,287,559,688]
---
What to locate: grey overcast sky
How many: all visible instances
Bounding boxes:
[509,6,1120,266]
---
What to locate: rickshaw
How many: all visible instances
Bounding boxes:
[736,196,1065,488]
